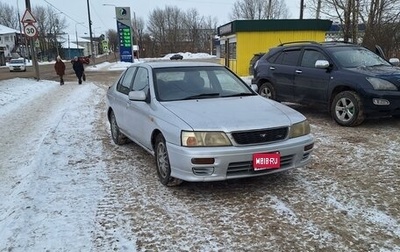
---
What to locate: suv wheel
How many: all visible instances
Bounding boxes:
[331,91,365,126]
[259,82,276,100]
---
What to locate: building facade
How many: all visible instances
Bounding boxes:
[0,24,22,66]
[217,19,333,76]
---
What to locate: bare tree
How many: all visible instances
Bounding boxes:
[146,5,217,57]
[230,0,289,20]
[147,7,168,56]
[306,0,400,56]
[32,6,67,60]
[0,3,19,29]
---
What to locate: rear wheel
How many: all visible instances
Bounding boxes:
[109,111,129,145]
[259,82,276,100]
[331,91,365,126]
[154,134,183,186]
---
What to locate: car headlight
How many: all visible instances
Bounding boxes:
[289,120,310,139]
[181,131,232,147]
[367,77,398,90]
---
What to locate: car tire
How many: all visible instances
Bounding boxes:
[331,91,365,126]
[154,134,183,186]
[259,82,276,100]
[109,110,129,145]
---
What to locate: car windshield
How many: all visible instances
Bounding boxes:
[10,59,24,64]
[154,66,255,101]
[328,47,390,68]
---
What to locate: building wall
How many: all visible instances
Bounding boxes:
[0,33,17,65]
[226,30,327,76]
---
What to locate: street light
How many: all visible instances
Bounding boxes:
[75,22,84,56]
[86,0,95,64]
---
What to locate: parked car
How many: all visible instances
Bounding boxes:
[252,41,400,126]
[8,58,26,72]
[170,54,183,60]
[106,61,314,186]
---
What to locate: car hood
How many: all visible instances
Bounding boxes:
[346,65,400,86]
[346,66,400,77]
[161,96,305,131]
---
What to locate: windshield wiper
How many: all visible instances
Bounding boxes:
[181,93,220,100]
[221,92,255,97]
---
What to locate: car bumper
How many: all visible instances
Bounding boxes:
[362,90,400,116]
[9,67,25,71]
[166,135,314,182]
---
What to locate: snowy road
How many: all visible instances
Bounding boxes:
[0,76,399,251]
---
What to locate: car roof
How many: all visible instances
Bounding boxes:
[130,61,223,69]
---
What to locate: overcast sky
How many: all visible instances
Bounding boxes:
[7,0,304,36]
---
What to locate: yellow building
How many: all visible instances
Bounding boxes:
[217,19,333,76]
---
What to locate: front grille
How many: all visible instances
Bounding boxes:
[231,127,288,145]
[227,154,294,176]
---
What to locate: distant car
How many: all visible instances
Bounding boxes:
[8,58,26,72]
[170,54,183,60]
[106,61,314,186]
[252,41,400,126]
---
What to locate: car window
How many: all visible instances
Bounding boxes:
[328,47,391,68]
[10,59,24,64]
[132,67,149,92]
[301,50,327,68]
[274,49,301,66]
[117,67,136,95]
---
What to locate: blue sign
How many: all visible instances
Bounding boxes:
[115,7,133,63]
[117,21,133,62]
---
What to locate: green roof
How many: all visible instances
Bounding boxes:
[218,19,333,36]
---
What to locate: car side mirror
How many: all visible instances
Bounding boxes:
[251,84,258,92]
[315,60,330,69]
[128,90,147,101]
[389,58,400,66]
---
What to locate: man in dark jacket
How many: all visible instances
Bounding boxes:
[72,56,85,84]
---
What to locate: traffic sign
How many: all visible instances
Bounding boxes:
[21,9,36,23]
[24,23,38,38]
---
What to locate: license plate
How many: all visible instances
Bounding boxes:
[253,152,280,170]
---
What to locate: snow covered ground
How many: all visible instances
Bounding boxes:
[1,55,400,251]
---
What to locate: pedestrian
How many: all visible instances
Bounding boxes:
[72,56,85,84]
[54,55,66,85]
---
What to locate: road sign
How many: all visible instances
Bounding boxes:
[21,9,36,23]
[24,23,38,38]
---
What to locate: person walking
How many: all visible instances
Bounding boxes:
[72,56,85,84]
[54,55,66,85]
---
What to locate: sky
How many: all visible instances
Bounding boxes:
[4,0,304,37]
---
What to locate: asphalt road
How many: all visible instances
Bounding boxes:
[0,54,119,82]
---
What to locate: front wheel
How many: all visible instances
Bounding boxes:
[109,111,129,145]
[259,82,276,100]
[331,91,365,126]
[154,134,183,186]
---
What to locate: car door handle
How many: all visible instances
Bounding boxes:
[295,70,302,74]
[269,66,275,70]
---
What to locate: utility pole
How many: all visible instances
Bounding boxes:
[300,0,304,19]
[316,0,322,19]
[25,0,40,80]
[86,0,95,64]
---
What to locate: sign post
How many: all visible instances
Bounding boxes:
[21,7,40,80]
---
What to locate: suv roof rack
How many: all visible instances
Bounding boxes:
[278,41,320,47]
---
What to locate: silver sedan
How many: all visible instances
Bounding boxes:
[106,62,314,186]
